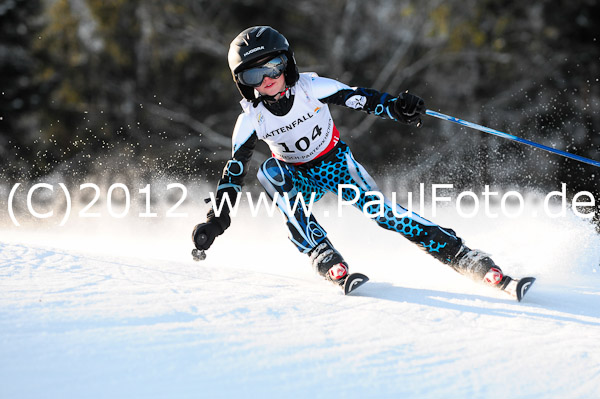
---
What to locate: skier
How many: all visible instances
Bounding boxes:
[192,26,525,297]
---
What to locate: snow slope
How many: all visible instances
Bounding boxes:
[1,198,600,399]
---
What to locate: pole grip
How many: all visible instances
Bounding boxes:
[196,233,208,246]
[192,233,208,261]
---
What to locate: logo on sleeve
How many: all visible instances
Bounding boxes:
[345,95,367,109]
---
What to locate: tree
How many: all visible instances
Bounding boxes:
[0,0,43,179]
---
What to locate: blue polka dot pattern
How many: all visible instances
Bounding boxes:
[257,141,462,262]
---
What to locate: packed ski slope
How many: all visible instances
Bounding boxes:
[1,196,599,399]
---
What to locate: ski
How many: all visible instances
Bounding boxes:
[342,273,369,295]
[503,276,536,302]
[515,277,536,301]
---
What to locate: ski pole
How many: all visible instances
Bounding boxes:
[192,248,207,261]
[425,109,600,168]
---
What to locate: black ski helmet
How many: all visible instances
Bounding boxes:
[228,26,299,100]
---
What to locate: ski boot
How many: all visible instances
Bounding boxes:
[309,238,349,286]
[452,245,512,289]
[451,244,535,301]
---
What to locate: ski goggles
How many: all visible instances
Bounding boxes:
[237,54,288,87]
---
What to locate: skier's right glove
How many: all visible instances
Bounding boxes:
[390,91,425,126]
[192,210,231,250]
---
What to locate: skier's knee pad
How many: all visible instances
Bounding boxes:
[257,157,296,194]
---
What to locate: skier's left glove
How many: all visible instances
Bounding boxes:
[390,91,425,126]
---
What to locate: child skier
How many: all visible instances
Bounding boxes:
[192,26,530,298]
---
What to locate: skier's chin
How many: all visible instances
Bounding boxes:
[260,85,282,97]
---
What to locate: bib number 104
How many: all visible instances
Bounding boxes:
[278,125,323,153]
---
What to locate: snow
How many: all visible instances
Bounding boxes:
[1,196,600,398]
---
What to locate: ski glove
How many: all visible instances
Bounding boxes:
[192,211,231,250]
[391,91,425,126]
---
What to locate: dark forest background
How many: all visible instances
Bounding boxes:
[1,0,599,223]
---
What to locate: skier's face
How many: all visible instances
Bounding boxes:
[256,73,286,97]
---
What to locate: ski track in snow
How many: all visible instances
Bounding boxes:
[1,200,600,399]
